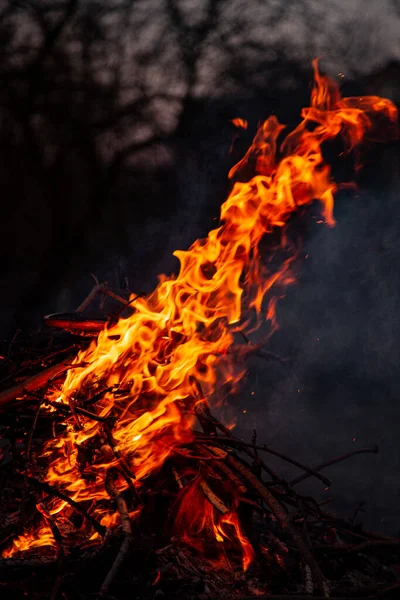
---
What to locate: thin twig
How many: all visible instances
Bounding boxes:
[100,469,132,596]
[0,357,78,407]
[193,399,281,482]
[172,467,184,489]
[27,396,44,461]
[75,273,133,315]
[222,343,288,366]
[37,503,65,600]
[173,447,225,460]
[75,279,104,313]
[0,345,82,388]
[103,423,136,480]
[226,454,330,597]
[27,477,106,537]
[194,444,247,495]
[8,329,21,357]
[46,400,109,423]
[81,386,117,406]
[290,446,378,486]
[103,288,130,306]
[199,479,229,514]
[313,539,400,554]
[195,434,331,487]
[193,400,328,593]
[114,293,145,317]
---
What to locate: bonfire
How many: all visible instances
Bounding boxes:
[0,61,398,600]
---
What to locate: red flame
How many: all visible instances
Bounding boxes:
[173,476,254,570]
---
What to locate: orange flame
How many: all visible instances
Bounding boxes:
[3,522,56,558]
[231,118,248,129]
[3,62,397,564]
[216,511,255,571]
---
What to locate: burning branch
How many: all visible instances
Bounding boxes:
[100,469,133,597]
[0,356,79,407]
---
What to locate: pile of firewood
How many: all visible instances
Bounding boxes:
[0,282,399,600]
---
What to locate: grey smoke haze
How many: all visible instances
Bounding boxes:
[229,183,400,534]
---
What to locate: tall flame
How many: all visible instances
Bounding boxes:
[5,61,397,561]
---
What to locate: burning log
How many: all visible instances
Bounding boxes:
[44,313,108,335]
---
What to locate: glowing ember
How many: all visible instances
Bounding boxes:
[3,60,397,563]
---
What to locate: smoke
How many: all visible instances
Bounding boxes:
[231,182,400,534]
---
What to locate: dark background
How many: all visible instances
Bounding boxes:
[1,0,400,534]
